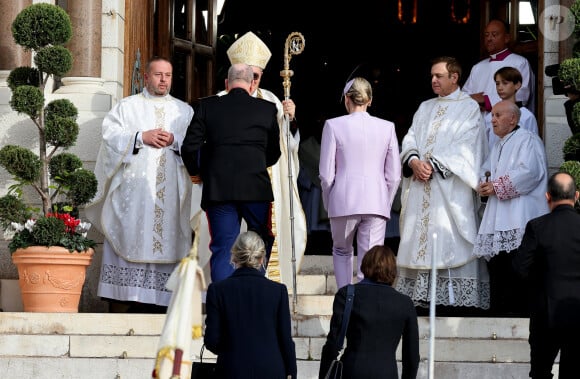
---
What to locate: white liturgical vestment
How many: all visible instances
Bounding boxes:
[474,127,549,259]
[463,49,535,113]
[396,88,490,309]
[86,89,193,305]
[484,107,538,152]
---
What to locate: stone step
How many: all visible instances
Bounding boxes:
[0,312,561,378]
[0,255,562,378]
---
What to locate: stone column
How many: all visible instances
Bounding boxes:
[0,0,32,70]
[66,0,102,78]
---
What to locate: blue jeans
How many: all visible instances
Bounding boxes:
[205,202,273,282]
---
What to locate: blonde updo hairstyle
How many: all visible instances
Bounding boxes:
[344,77,372,106]
[230,231,266,269]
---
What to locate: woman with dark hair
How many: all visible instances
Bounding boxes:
[319,245,420,379]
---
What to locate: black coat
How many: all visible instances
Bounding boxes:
[319,281,420,379]
[204,267,297,379]
[181,88,280,209]
[513,204,580,330]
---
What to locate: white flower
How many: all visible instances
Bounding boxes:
[10,222,25,232]
[3,229,15,240]
[76,222,92,238]
[24,219,36,232]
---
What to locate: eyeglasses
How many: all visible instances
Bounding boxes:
[253,73,261,81]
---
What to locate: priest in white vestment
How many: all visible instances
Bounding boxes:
[190,32,307,289]
[396,56,490,310]
[474,100,549,315]
[463,19,535,115]
[86,57,194,308]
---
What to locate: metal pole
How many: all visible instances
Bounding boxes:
[429,232,437,379]
[280,32,305,313]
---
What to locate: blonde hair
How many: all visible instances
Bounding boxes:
[344,77,372,106]
[230,231,266,269]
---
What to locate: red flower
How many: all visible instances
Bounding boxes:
[47,212,81,234]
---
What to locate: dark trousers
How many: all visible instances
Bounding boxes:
[529,309,580,379]
[488,251,529,316]
[205,201,273,282]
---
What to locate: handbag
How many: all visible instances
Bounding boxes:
[190,344,218,379]
[324,284,355,379]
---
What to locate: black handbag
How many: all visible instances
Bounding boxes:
[324,284,355,379]
[190,344,218,379]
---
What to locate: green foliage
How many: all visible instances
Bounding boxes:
[0,145,41,183]
[30,216,66,247]
[49,153,83,182]
[9,85,44,119]
[45,99,78,120]
[45,116,79,147]
[563,133,580,160]
[67,170,98,207]
[0,195,31,229]
[1,3,98,254]
[34,46,73,77]
[7,67,40,91]
[558,58,580,90]
[11,3,72,50]
[560,161,580,187]
[572,102,580,135]
[572,0,580,40]
[8,213,96,253]
[45,99,79,147]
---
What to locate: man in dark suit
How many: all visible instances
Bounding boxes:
[512,171,580,379]
[181,63,281,282]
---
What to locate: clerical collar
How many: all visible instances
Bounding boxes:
[439,87,462,100]
[142,87,171,101]
[500,125,521,141]
[489,49,511,62]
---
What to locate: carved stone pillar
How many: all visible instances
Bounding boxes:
[0,0,32,70]
[65,0,102,78]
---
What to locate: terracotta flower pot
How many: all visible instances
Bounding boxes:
[11,246,94,312]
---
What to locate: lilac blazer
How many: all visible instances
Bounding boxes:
[319,111,401,218]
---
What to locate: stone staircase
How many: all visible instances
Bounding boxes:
[0,256,560,379]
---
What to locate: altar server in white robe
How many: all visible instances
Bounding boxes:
[86,57,194,308]
[483,66,538,153]
[474,100,549,315]
[396,56,490,310]
[191,31,307,288]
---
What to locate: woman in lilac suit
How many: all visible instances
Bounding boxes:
[319,77,402,289]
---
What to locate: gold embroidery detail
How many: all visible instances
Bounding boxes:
[153,106,167,255]
[435,105,448,118]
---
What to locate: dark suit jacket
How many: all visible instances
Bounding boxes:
[204,267,297,379]
[513,204,580,331]
[181,88,281,209]
[319,281,420,379]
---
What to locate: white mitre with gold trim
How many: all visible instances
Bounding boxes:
[226,31,272,69]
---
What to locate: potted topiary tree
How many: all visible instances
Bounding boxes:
[0,3,98,312]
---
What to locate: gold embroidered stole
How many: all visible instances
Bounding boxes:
[258,88,281,282]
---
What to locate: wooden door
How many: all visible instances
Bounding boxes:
[123,0,154,98]
[154,0,218,104]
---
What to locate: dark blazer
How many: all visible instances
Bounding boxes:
[204,267,297,379]
[181,88,281,209]
[512,204,580,330]
[319,281,420,379]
